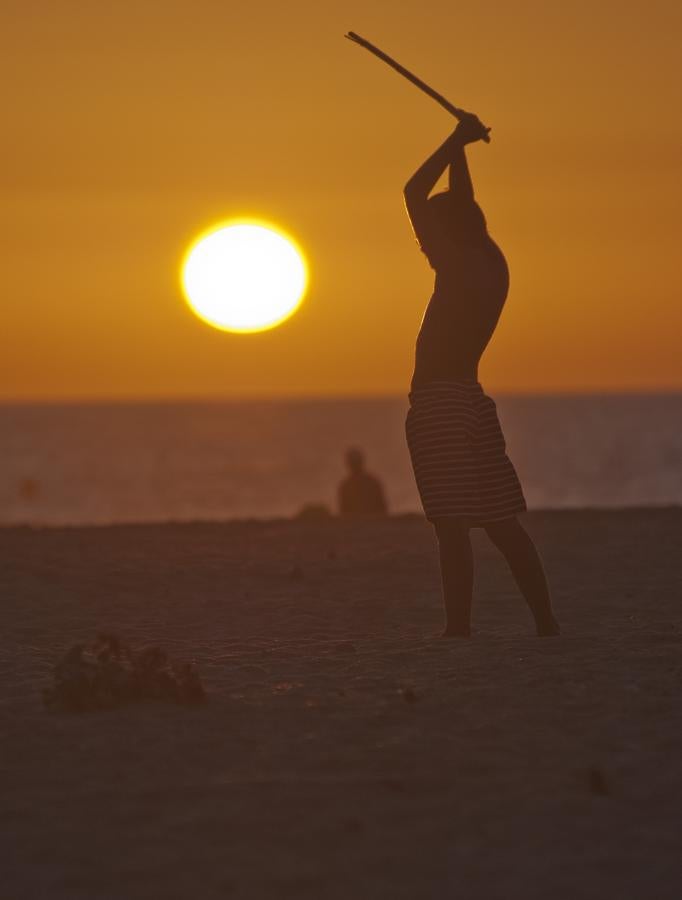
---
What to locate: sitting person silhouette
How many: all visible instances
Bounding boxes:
[337,448,388,517]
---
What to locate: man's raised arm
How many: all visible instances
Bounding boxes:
[448,114,491,203]
[403,132,459,244]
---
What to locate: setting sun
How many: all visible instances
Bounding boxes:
[181,221,308,333]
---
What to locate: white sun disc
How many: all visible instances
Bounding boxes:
[181,222,308,333]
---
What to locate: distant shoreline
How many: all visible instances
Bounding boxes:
[2,505,681,532]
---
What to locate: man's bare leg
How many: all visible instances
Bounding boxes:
[484,517,560,636]
[434,518,474,636]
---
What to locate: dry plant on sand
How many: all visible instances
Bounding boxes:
[44,633,205,712]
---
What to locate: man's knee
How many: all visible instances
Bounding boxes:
[434,516,471,543]
[483,516,523,548]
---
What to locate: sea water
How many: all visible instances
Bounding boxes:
[1,394,681,525]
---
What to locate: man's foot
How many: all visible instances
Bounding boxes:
[441,627,471,638]
[536,617,561,637]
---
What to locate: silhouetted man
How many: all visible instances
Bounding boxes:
[403,114,560,637]
[337,448,388,517]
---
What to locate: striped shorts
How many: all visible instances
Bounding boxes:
[405,380,527,524]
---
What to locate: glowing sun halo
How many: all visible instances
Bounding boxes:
[181,221,308,333]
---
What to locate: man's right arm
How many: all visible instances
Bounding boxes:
[403,132,460,246]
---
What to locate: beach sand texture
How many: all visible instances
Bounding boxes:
[3,509,682,899]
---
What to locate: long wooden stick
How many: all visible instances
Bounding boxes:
[344,31,490,142]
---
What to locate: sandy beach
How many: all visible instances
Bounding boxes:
[2,509,681,899]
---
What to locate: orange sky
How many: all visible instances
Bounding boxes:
[2,0,681,399]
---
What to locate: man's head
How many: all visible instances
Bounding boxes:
[427,191,488,244]
[345,447,365,474]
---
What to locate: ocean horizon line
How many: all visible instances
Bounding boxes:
[2,387,682,407]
